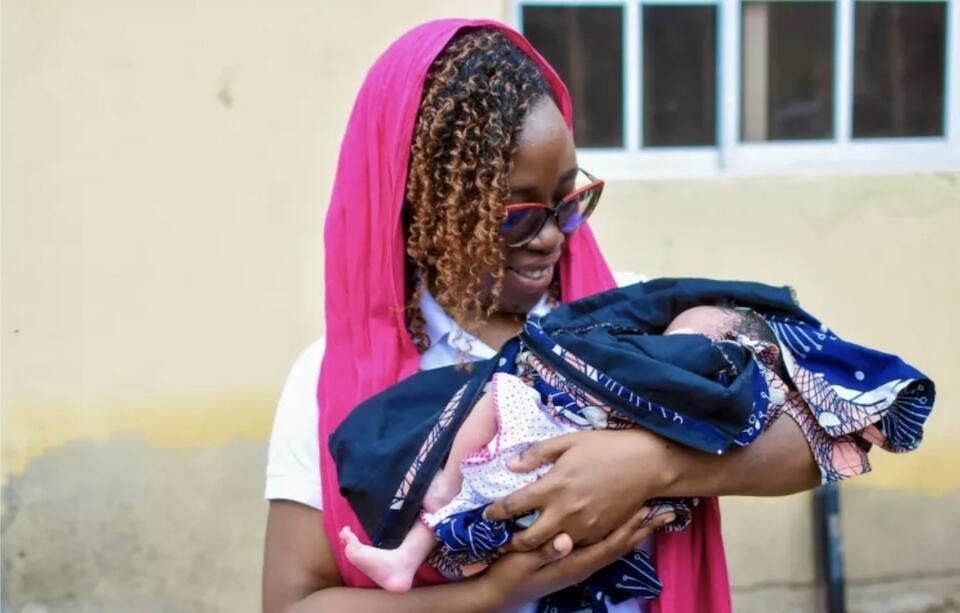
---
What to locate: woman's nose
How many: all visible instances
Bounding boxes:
[526,215,565,253]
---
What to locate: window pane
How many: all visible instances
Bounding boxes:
[523,6,624,148]
[741,2,835,141]
[643,6,717,147]
[853,2,946,138]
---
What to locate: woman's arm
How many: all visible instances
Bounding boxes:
[663,411,821,497]
[263,501,493,613]
[483,415,820,550]
[262,499,674,613]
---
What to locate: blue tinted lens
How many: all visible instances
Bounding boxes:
[503,209,528,231]
[560,209,583,233]
[502,207,546,243]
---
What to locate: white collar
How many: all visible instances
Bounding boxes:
[419,286,552,359]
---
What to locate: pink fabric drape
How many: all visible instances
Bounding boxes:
[316,18,730,612]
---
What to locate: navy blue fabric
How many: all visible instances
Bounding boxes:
[436,497,695,612]
[536,549,663,613]
[520,277,803,454]
[432,505,517,567]
[330,277,935,612]
[765,312,934,452]
[522,319,769,454]
[329,363,475,548]
[331,279,804,548]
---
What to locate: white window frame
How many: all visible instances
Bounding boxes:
[513,0,960,178]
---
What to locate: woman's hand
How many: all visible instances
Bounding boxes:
[484,429,683,551]
[484,416,823,555]
[478,505,675,611]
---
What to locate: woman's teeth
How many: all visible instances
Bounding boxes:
[512,267,551,280]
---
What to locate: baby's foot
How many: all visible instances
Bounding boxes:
[339,527,417,593]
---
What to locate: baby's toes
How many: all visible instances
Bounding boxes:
[339,526,357,546]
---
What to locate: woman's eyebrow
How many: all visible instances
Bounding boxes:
[509,168,580,197]
[507,185,538,198]
[559,167,578,183]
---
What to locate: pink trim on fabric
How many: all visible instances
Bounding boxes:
[462,375,507,467]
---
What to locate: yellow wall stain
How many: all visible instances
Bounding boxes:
[845,443,960,497]
[3,391,957,497]
[1,390,277,482]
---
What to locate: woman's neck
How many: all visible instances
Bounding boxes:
[471,311,525,351]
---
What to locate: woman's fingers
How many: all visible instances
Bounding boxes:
[483,478,551,522]
[503,507,562,552]
[481,532,576,609]
[506,436,574,473]
[498,530,573,574]
[551,532,573,556]
[629,510,675,548]
[536,506,672,586]
[486,511,673,608]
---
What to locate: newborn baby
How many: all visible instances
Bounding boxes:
[339,304,783,592]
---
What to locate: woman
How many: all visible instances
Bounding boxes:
[263,19,821,613]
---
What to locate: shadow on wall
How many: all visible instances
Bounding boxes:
[1,437,268,613]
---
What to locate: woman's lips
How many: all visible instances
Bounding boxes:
[506,264,555,291]
[508,266,552,280]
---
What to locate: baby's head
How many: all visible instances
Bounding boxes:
[665,305,789,381]
[664,306,740,340]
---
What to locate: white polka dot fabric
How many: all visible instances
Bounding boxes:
[422,373,580,528]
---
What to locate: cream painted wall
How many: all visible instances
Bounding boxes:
[3,1,958,611]
[588,174,960,611]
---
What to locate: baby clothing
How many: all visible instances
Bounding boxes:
[329,278,935,613]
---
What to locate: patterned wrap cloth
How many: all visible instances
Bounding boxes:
[330,278,936,613]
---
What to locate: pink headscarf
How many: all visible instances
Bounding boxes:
[317,19,730,612]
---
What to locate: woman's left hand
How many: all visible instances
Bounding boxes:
[483,428,683,551]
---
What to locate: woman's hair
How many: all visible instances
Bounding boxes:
[404,28,551,353]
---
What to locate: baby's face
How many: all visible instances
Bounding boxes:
[663,306,740,341]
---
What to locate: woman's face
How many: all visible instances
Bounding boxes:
[497,96,578,314]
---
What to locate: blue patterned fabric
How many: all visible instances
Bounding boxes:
[433,506,515,566]
[434,500,694,610]
[521,318,772,454]
[765,313,933,452]
[537,549,662,613]
[331,278,935,613]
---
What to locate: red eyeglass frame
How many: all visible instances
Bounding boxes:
[501,168,604,247]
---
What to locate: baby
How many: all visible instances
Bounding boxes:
[338,304,783,593]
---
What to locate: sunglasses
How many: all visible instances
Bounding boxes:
[500,168,604,248]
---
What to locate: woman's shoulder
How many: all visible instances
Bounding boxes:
[289,336,326,380]
[265,336,326,510]
[275,336,326,417]
[276,335,326,424]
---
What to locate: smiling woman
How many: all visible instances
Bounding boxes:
[403,42,572,343]
[497,98,577,312]
[261,20,660,613]
[263,18,823,613]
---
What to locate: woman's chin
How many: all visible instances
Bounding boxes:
[498,268,554,314]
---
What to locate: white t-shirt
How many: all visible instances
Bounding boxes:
[266,277,647,612]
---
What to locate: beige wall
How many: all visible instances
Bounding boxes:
[590,174,960,612]
[3,1,958,611]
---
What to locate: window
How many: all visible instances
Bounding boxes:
[643,6,717,147]
[853,2,946,138]
[522,6,625,147]
[741,1,835,141]
[515,0,959,177]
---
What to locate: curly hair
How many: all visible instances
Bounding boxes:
[404,28,552,353]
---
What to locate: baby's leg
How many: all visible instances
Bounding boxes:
[423,388,497,512]
[341,389,499,591]
[341,521,437,593]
